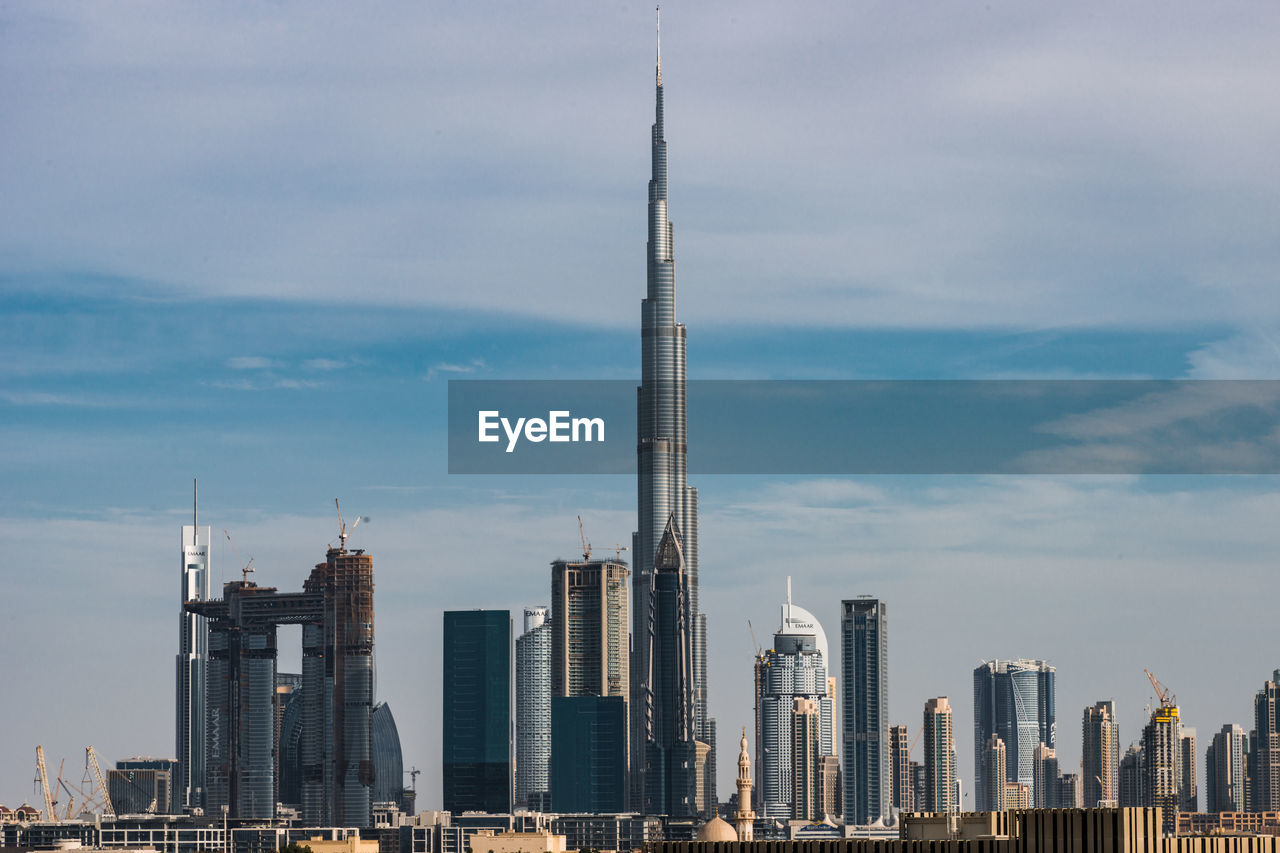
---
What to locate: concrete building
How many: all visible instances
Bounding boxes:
[176,497,211,814]
[551,696,627,813]
[758,582,834,820]
[442,609,512,815]
[1004,783,1031,811]
[1033,744,1059,809]
[973,660,1056,811]
[301,545,377,827]
[1083,701,1120,808]
[515,607,552,812]
[1059,773,1082,808]
[984,736,1008,812]
[632,15,714,812]
[1255,671,1280,812]
[889,725,913,814]
[1179,729,1197,813]
[1120,744,1145,808]
[551,556,630,804]
[1143,705,1180,834]
[792,699,822,821]
[924,697,957,813]
[1206,723,1248,813]
[841,598,888,826]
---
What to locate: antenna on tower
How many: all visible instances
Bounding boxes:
[655,6,662,85]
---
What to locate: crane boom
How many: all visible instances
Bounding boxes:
[35,746,56,822]
[1144,668,1175,709]
[86,746,115,818]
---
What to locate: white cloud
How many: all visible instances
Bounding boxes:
[226,356,278,370]
[425,358,485,381]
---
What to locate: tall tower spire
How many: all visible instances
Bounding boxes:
[633,11,713,816]
[656,6,662,86]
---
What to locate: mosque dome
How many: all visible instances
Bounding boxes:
[696,817,739,842]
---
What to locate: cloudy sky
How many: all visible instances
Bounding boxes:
[2,1,1279,813]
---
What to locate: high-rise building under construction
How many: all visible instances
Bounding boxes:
[632,12,714,813]
[301,545,376,827]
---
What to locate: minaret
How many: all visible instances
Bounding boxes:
[633,5,711,811]
[735,728,756,840]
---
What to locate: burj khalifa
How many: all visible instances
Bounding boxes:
[632,11,714,816]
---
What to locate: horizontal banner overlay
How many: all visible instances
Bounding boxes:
[448,380,1280,475]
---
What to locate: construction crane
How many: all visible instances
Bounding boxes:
[577,515,592,560]
[608,543,629,562]
[1145,668,1176,709]
[58,778,77,820]
[85,746,115,818]
[223,529,255,583]
[747,620,761,657]
[335,499,366,551]
[407,767,421,792]
[34,746,56,823]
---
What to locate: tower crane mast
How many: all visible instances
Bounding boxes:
[34,746,56,823]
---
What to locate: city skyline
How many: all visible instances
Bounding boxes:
[3,0,1280,818]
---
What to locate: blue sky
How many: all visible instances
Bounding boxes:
[2,1,1279,813]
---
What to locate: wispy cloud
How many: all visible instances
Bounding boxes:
[302,358,349,371]
[211,377,322,391]
[425,358,485,381]
[226,356,279,370]
[0,390,112,407]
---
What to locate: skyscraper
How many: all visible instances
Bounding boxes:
[842,598,888,825]
[1033,743,1059,809]
[791,698,823,821]
[889,724,913,813]
[197,580,284,820]
[515,607,552,812]
[442,610,512,815]
[1082,700,1120,808]
[983,735,1008,812]
[301,545,376,827]
[756,582,834,819]
[923,697,956,813]
[1206,723,1248,813]
[551,696,628,813]
[175,487,210,814]
[1179,728,1197,813]
[632,13,713,810]
[552,558,630,703]
[643,516,698,817]
[1119,744,1145,808]
[973,660,1056,810]
[371,702,404,809]
[1142,705,1180,834]
[1255,671,1280,812]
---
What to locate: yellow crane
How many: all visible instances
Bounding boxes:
[86,746,115,818]
[223,529,255,583]
[577,515,592,560]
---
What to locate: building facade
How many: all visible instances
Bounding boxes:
[515,607,552,812]
[1180,729,1197,813]
[371,702,404,809]
[973,660,1056,811]
[842,598,888,825]
[1033,744,1059,809]
[890,724,913,814]
[792,699,822,821]
[442,610,512,815]
[110,759,178,816]
[1120,744,1145,808]
[643,517,698,818]
[1255,672,1280,812]
[302,546,377,827]
[1143,706,1180,834]
[924,697,956,813]
[1083,701,1120,808]
[632,20,714,810]
[984,736,1008,812]
[1207,723,1249,813]
[176,514,211,814]
[550,696,627,814]
[758,584,834,820]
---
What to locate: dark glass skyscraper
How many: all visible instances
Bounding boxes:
[442,610,511,815]
[842,598,888,825]
[632,12,712,813]
[643,517,698,817]
[551,696,627,813]
[371,702,404,808]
